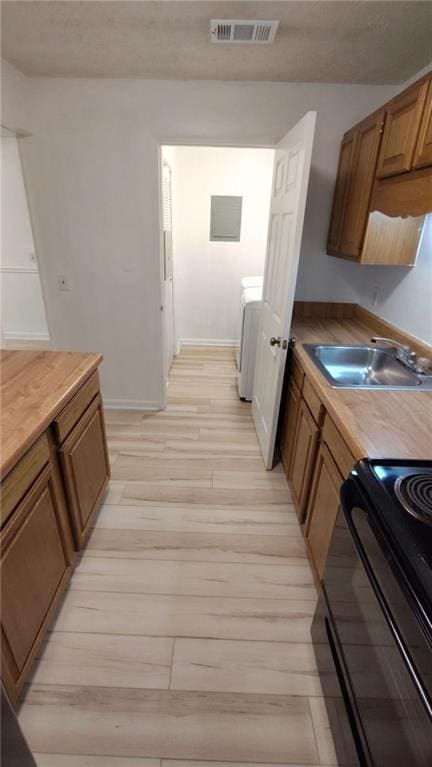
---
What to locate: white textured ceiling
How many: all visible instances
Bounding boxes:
[2,1,431,83]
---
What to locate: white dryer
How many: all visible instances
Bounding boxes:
[236,276,263,370]
[237,286,262,401]
[240,275,264,290]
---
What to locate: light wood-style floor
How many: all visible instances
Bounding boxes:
[18,346,343,767]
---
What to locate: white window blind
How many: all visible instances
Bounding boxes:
[162,161,172,232]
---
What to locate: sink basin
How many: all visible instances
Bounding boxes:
[302,345,432,389]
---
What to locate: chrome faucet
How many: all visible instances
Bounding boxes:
[371,337,431,374]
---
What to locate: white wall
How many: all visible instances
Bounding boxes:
[1,135,49,340]
[357,215,432,344]
[2,62,403,405]
[171,146,274,344]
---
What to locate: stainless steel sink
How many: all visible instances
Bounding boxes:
[303,345,432,390]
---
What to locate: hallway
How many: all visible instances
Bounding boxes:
[18,346,341,766]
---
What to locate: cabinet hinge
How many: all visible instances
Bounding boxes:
[379,121,385,135]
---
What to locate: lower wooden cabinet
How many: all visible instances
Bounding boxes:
[304,443,342,580]
[1,458,74,703]
[280,354,358,580]
[1,367,110,703]
[280,378,301,474]
[59,394,110,548]
[288,399,320,521]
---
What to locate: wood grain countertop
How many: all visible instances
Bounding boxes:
[0,350,103,480]
[291,311,432,462]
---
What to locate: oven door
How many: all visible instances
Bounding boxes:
[320,476,432,767]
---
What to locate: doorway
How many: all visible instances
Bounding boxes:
[160,114,315,469]
[1,129,50,349]
[160,145,275,380]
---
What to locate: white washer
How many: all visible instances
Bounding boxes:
[237,286,262,401]
[240,275,264,290]
[236,276,264,370]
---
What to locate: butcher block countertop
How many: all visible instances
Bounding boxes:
[291,305,432,462]
[0,350,102,479]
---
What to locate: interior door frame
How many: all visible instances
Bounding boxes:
[156,138,278,411]
[161,157,177,368]
[1,124,54,348]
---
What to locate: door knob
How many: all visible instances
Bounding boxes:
[270,336,281,347]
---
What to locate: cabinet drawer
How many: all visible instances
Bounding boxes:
[1,462,72,702]
[53,370,100,445]
[1,434,50,528]
[302,377,325,426]
[322,414,356,479]
[59,394,110,548]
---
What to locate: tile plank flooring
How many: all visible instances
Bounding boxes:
[19,346,340,766]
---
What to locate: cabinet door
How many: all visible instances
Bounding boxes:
[327,132,358,254]
[59,395,110,548]
[413,80,432,169]
[376,81,429,178]
[288,399,320,521]
[1,462,72,703]
[280,378,301,475]
[339,111,385,259]
[305,443,342,581]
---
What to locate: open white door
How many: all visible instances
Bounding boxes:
[252,111,316,469]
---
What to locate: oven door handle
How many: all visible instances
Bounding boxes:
[340,481,432,718]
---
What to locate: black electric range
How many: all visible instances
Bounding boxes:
[312,459,432,767]
[356,459,432,644]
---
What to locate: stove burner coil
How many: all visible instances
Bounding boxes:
[394,473,432,525]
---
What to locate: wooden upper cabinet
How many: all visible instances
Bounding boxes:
[327,132,357,255]
[413,81,432,170]
[376,80,429,179]
[327,72,431,266]
[339,111,385,259]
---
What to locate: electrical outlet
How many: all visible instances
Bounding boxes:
[58,275,71,291]
[371,285,380,307]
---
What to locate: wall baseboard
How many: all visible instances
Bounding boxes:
[1,266,39,274]
[3,330,50,341]
[103,399,162,411]
[179,338,238,348]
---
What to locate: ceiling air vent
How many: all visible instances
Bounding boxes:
[210,20,279,44]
